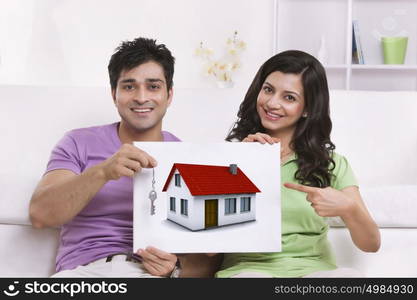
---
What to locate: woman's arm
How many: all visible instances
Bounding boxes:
[338,186,381,252]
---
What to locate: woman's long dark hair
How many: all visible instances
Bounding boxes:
[226,50,335,188]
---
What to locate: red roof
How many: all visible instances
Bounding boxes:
[162,163,260,196]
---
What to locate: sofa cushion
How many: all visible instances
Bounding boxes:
[330,90,417,187]
[0,85,117,225]
[327,185,417,228]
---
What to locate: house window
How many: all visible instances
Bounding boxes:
[225,198,236,215]
[240,197,251,212]
[175,174,181,187]
[170,197,176,212]
[181,199,188,216]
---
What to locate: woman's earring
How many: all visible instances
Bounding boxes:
[302,112,308,118]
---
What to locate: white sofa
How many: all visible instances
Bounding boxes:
[1,85,416,277]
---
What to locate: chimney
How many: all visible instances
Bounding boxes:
[229,164,238,175]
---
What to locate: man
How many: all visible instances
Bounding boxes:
[29,37,220,277]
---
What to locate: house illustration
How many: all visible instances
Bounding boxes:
[162,163,260,231]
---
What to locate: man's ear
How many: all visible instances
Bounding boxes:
[111,89,117,105]
[167,88,173,107]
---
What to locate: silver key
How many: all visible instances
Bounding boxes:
[149,168,157,215]
[149,190,157,215]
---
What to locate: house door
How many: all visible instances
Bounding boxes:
[205,199,218,229]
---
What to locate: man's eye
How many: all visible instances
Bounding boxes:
[149,84,160,90]
[123,85,134,90]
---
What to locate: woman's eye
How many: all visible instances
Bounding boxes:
[285,95,296,101]
[263,86,272,93]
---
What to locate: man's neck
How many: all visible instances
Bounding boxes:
[118,122,164,144]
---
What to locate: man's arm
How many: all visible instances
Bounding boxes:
[30,144,156,228]
[29,167,107,228]
[137,247,223,278]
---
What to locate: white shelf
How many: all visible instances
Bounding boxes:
[324,64,417,70]
[274,0,417,91]
[325,65,349,69]
[351,64,417,70]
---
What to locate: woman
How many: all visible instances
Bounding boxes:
[216,50,380,278]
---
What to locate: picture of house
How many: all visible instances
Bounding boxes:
[162,163,261,231]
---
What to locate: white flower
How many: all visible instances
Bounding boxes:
[227,48,238,56]
[203,62,216,76]
[237,41,246,50]
[195,47,204,57]
[195,31,246,85]
[231,61,241,71]
[204,48,214,57]
[195,42,214,58]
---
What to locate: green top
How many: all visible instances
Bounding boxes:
[216,152,358,278]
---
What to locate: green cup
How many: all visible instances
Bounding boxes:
[381,36,408,64]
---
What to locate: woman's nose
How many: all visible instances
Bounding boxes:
[266,95,282,109]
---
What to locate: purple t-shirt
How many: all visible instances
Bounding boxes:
[46,122,180,272]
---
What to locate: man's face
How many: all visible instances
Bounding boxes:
[112,61,172,134]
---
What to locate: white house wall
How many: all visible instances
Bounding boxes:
[194,193,256,227]
[166,171,203,231]
[222,193,256,226]
[165,171,257,231]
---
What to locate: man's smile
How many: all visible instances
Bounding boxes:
[131,107,154,114]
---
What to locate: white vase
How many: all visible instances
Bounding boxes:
[216,80,234,88]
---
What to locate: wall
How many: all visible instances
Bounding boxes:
[0,0,274,90]
[212,193,256,227]
[166,170,200,231]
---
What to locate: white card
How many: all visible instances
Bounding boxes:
[133,142,281,253]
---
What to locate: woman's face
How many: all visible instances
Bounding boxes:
[256,71,306,138]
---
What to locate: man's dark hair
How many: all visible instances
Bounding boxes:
[108,37,175,91]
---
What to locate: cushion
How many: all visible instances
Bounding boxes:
[330,90,417,187]
[327,185,417,228]
[0,85,116,225]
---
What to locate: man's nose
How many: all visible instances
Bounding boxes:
[133,87,148,104]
